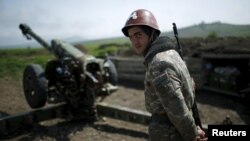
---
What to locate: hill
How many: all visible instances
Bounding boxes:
[0,36,86,50]
[1,22,250,51]
[79,22,250,49]
[162,21,250,38]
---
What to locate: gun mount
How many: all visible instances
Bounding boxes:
[19,23,118,119]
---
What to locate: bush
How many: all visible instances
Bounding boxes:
[207,31,218,38]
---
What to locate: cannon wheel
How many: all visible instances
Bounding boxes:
[106,59,118,86]
[23,64,47,109]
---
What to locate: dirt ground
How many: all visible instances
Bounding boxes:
[0,77,250,141]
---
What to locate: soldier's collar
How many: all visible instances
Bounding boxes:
[143,36,175,66]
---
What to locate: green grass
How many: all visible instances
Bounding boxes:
[86,45,119,57]
[0,48,54,79]
[76,37,130,57]
[0,47,50,56]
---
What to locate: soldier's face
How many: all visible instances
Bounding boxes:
[128,26,149,55]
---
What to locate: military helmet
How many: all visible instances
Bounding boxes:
[122,9,161,37]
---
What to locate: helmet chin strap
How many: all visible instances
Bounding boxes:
[143,29,156,56]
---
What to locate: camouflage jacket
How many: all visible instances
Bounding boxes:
[144,36,197,141]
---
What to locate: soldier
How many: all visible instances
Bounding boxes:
[121,9,207,141]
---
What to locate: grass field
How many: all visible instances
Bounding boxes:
[0,48,54,79]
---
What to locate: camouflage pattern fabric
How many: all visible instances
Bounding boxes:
[148,122,183,141]
[144,37,198,141]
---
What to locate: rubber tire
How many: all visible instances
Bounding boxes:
[106,59,118,86]
[23,64,47,109]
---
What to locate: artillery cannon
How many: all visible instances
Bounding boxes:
[19,23,118,119]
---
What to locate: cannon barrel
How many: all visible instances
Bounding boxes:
[19,23,52,52]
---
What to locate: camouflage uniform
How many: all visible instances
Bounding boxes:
[144,36,198,141]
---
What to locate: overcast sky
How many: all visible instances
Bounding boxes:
[1,0,250,46]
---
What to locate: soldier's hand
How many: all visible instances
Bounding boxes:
[195,126,208,141]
